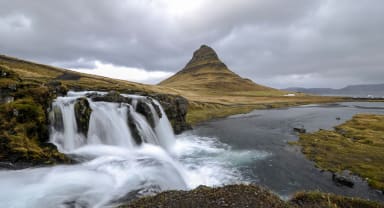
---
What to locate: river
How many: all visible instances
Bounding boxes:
[191,102,384,201]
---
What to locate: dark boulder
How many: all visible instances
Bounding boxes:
[293,127,306,133]
[74,97,92,136]
[90,91,132,104]
[136,99,156,128]
[127,108,143,145]
[332,171,355,188]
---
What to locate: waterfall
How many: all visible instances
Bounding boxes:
[49,91,175,152]
[0,91,251,208]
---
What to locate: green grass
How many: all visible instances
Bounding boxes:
[290,191,384,208]
[0,97,69,165]
[296,114,384,191]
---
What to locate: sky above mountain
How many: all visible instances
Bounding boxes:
[0,0,383,88]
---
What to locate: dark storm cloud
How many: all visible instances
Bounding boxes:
[0,0,383,87]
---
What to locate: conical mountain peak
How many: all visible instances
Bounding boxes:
[183,45,224,71]
[159,45,277,93]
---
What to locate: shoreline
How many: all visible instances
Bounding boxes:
[186,97,384,126]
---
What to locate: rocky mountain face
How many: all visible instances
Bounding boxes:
[159,45,277,93]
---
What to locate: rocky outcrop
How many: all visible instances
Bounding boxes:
[153,94,191,134]
[74,98,92,136]
[121,184,383,208]
[90,91,132,104]
[87,91,190,134]
[182,45,223,70]
[136,99,156,128]
[0,91,70,169]
[126,108,143,145]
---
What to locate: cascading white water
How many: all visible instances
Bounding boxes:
[0,91,270,208]
[50,91,175,152]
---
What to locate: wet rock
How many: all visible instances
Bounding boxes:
[0,162,15,170]
[293,127,306,133]
[136,100,155,128]
[332,171,355,188]
[90,91,132,104]
[127,108,143,145]
[148,98,162,118]
[153,94,191,134]
[50,105,64,131]
[74,97,92,136]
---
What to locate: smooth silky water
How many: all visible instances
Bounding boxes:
[0,92,263,208]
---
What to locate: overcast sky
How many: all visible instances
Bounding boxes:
[1,0,383,88]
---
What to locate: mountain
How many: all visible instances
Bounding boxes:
[159,45,278,94]
[284,84,384,97]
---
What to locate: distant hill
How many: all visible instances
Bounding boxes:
[159,45,279,94]
[284,84,384,97]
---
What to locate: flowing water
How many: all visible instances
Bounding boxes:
[0,93,383,207]
[0,92,263,208]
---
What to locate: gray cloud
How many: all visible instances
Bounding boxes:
[0,0,383,87]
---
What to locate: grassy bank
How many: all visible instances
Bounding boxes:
[296,114,384,191]
[0,64,70,166]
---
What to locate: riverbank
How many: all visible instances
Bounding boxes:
[186,97,384,126]
[296,114,384,192]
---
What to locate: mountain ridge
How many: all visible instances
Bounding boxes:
[284,83,384,97]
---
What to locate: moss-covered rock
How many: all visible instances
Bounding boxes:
[0,98,70,168]
[74,97,92,136]
[290,191,384,208]
[47,80,68,96]
[0,64,19,80]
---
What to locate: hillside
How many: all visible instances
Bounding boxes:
[285,84,384,97]
[159,45,279,94]
[0,54,176,95]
